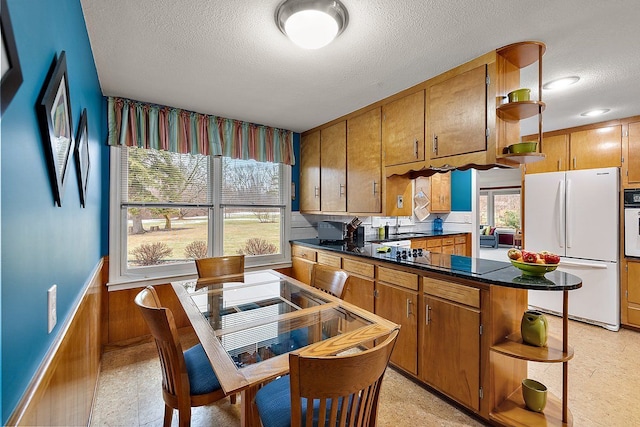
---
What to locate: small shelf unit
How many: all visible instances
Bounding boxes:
[496,41,545,165]
[489,288,573,427]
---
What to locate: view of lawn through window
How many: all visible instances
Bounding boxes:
[479,190,521,228]
[124,147,283,268]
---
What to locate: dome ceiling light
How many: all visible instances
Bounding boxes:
[276,0,349,49]
[580,108,610,117]
[543,76,580,90]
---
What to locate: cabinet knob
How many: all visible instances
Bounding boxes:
[339,184,345,196]
[425,304,431,325]
[314,186,319,198]
[433,135,438,154]
[373,181,378,195]
[406,299,413,318]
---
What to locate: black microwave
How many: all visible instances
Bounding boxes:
[624,189,640,208]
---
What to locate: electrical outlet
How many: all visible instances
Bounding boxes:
[464,214,471,223]
[397,195,404,209]
[48,285,57,333]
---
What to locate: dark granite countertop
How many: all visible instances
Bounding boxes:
[291,239,582,291]
[368,230,468,243]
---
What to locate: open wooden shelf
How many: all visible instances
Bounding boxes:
[491,333,574,362]
[490,385,572,427]
[497,101,546,121]
[496,41,546,69]
[498,152,546,164]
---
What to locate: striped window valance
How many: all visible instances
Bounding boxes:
[107,97,295,165]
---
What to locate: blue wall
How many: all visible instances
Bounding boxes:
[1,0,107,422]
[451,169,472,211]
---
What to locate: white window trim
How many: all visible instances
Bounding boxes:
[108,147,292,288]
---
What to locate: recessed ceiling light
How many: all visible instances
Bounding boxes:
[276,0,348,49]
[543,76,580,90]
[580,109,610,117]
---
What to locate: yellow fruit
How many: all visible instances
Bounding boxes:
[516,257,523,262]
[535,258,546,264]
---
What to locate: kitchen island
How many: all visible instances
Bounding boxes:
[290,238,582,426]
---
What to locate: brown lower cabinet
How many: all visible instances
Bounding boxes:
[421,278,481,411]
[375,279,419,375]
[290,243,555,425]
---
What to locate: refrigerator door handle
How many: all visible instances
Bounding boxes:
[560,260,609,269]
[566,178,572,248]
[558,179,565,248]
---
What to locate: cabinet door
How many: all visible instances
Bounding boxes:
[628,122,640,183]
[343,275,374,313]
[570,125,622,170]
[428,65,487,159]
[320,121,347,212]
[300,131,321,211]
[347,108,382,213]
[524,134,569,174]
[411,238,428,250]
[627,261,640,326]
[422,295,480,410]
[430,172,451,212]
[382,91,425,166]
[375,282,418,374]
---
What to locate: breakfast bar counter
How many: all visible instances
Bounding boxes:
[290,239,582,426]
[291,238,582,291]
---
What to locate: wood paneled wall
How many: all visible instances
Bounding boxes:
[7,259,106,426]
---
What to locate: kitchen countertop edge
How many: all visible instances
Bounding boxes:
[291,239,582,292]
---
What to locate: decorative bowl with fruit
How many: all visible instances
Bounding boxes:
[507,249,560,276]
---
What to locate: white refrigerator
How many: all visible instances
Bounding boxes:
[524,167,619,331]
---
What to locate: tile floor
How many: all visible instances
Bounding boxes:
[91,312,640,427]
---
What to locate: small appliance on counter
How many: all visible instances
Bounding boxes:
[317,221,346,242]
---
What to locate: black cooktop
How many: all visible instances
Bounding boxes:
[377,249,511,276]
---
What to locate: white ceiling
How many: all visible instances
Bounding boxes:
[80,0,640,136]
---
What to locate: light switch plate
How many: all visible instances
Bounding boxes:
[48,285,57,333]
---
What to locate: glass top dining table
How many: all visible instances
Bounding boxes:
[172,269,399,427]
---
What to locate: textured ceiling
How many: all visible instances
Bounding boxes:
[80,0,640,135]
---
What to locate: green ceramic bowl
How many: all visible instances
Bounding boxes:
[510,260,558,276]
[508,88,531,102]
[522,378,547,412]
[509,142,537,154]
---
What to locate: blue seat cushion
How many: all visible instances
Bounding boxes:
[255,375,349,427]
[184,343,222,395]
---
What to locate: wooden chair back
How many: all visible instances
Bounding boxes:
[135,286,191,423]
[195,255,245,279]
[134,286,225,426]
[289,329,399,427]
[310,264,349,299]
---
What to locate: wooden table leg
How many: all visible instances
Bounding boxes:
[241,385,260,427]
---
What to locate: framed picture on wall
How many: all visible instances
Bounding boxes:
[1,0,24,116]
[37,51,74,207]
[74,108,90,207]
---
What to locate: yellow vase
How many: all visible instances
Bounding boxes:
[521,310,548,347]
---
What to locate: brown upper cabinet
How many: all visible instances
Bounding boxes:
[523,134,568,174]
[525,125,622,174]
[569,125,622,170]
[300,130,321,211]
[320,121,347,212]
[347,108,382,213]
[429,172,451,213]
[629,121,640,183]
[382,90,425,166]
[427,65,488,159]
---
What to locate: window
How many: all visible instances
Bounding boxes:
[479,188,521,228]
[109,147,290,284]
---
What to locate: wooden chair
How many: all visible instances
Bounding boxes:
[134,286,228,427]
[254,329,399,427]
[310,263,349,299]
[195,254,245,280]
